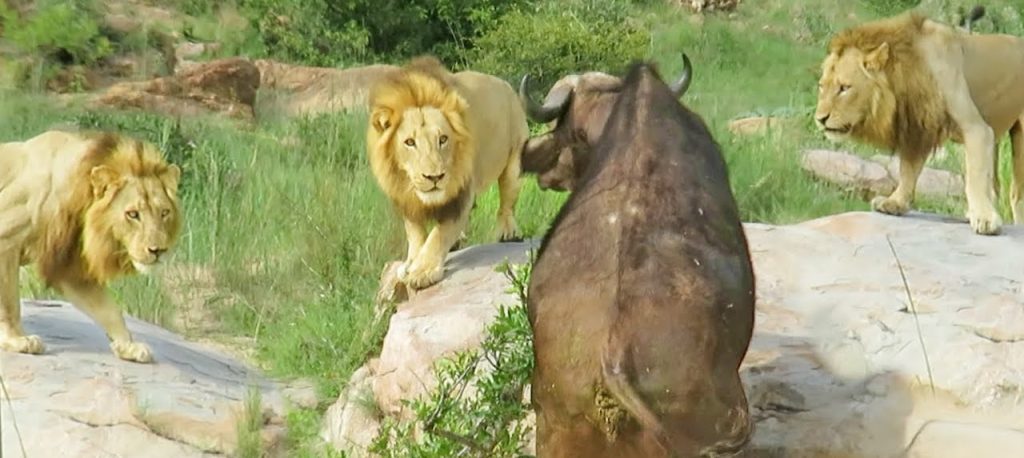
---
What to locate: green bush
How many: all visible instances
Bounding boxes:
[236,0,532,67]
[0,0,112,65]
[469,0,651,93]
[370,258,535,457]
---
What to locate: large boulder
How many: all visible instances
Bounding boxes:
[322,211,1024,457]
[90,57,260,121]
[1,300,290,457]
[254,59,399,117]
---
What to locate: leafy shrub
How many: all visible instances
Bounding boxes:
[0,0,112,65]
[236,0,531,67]
[370,257,536,457]
[469,0,651,93]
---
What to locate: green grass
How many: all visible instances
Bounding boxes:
[4,0,1024,455]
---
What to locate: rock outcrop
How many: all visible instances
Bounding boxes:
[800,149,963,200]
[323,211,1024,457]
[254,59,399,117]
[90,57,260,121]
[1,300,291,457]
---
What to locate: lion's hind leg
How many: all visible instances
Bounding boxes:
[1010,120,1024,223]
[496,145,524,243]
[0,252,44,355]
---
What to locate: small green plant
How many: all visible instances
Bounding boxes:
[0,1,112,65]
[236,386,266,458]
[369,255,536,457]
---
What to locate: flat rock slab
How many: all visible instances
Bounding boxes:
[741,211,1024,456]
[325,211,1024,457]
[1,301,287,457]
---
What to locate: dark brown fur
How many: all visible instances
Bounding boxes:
[527,62,756,457]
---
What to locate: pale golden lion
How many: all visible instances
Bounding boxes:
[0,130,183,363]
[367,56,528,290]
[814,11,1024,235]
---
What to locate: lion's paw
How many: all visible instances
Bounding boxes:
[0,335,45,355]
[499,231,524,243]
[967,208,1003,236]
[870,196,910,216]
[110,340,154,363]
[403,265,444,290]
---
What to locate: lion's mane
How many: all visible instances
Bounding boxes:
[36,132,182,287]
[367,56,476,223]
[827,12,959,156]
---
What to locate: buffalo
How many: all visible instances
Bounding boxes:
[517,56,691,192]
[522,57,756,457]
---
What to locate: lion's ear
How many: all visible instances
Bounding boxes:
[161,164,182,194]
[89,165,121,198]
[863,42,890,71]
[371,108,393,133]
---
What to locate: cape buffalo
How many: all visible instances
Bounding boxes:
[522,58,756,457]
[517,55,691,192]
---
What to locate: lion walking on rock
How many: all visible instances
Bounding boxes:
[0,130,183,363]
[366,56,529,290]
[814,10,1024,235]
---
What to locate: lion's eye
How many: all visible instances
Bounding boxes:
[839,84,851,94]
[160,209,170,218]
[404,138,416,147]
[439,135,448,145]
[126,210,139,220]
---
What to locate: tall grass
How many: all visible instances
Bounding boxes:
[3,0,1023,454]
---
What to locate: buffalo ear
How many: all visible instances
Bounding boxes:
[371,108,393,133]
[521,134,560,174]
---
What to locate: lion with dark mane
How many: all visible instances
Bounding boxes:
[0,130,182,363]
[814,9,1024,235]
[366,56,529,289]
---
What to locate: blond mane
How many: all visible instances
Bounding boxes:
[827,12,958,155]
[36,132,182,286]
[367,57,476,223]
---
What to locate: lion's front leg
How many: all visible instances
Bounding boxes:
[59,280,153,363]
[399,218,429,280]
[872,151,926,216]
[403,204,472,290]
[0,252,45,355]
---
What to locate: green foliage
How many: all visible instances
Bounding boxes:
[235,0,530,67]
[860,0,922,16]
[471,0,651,91]
[370,258,535,457]
[0,0,112,65]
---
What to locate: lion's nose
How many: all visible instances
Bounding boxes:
[816,114,830,125]
[148,246,167,257]
[423,173,445,183]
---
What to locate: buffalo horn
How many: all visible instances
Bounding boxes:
[669,53,693,98]
[520,74,572,124]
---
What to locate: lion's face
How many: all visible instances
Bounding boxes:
[392,107,458,205]
[89,164,182,274]
[814,45,891,142]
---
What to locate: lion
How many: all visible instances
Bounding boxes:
[0,130,183,363]
[366,56,528,290]
[814,10,1024,235]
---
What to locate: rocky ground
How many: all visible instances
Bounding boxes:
[0,299,316,457]
[324,211,1024,458]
